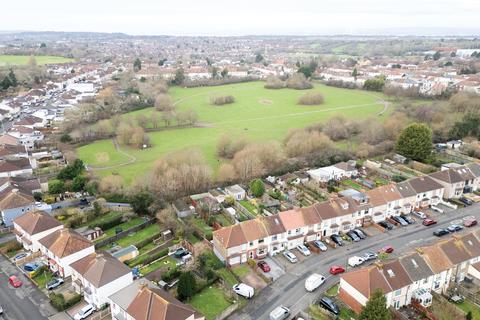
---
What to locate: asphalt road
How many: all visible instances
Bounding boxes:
[0,255,54,320]
[233,203,480,320]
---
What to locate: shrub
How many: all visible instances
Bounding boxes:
[48,179,65,194]
[286,73,313,90]
[264,76,285,89]
[211,95,235,105]
[0,240,22,254]
[162,267,181,282]
[298,92,324,105]
[49,293,82,311]
[33,192,43,201]
[199,251,224,271]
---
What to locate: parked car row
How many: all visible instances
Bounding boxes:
[379,213,417,231]
[330,228,367,246]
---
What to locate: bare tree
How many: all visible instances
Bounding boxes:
[154,94,174,111]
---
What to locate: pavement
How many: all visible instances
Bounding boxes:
[0,254,56,320]
[232,203,480,320]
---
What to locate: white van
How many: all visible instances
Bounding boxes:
[232,283,255,299]
[269,306,290,320]
[305,273,326,292]
[348,256,365,267]
[74,304,95,320]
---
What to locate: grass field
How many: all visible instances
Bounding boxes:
[189,286,233,320]
[77,81,387,183]
[0,55,74,66]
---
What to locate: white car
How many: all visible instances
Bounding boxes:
[348,256,365,267]
[283,250,298,263]
[269,306,290,320]
[305,273,325,292]
[413,211,427,219]
[232,283,255,299]
[296,244,311,256]
[74,304,95,320]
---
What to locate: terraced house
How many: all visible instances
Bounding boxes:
[339,231,480,313]
[213,175,448,266]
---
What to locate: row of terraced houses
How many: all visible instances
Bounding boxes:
[213,163,480,266]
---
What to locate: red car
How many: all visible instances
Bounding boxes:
[257,261,271,272]
[422,218,437,226]
[329,265,345,275]
[464,219,478,228]
[379,246,394,254]
[8,275,22,288]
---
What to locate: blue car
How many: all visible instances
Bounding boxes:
[23,263,42,272]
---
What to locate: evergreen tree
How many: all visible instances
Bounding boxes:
[173,68,185,85]
[396,123,433,161]
[466,311,473,320]
[177,271,197,301]
[249,179,265,198]
[359,289,391,320]
[8,69,17,87]
[352,67,358,80]
[133,58,142,71]
[0,76,12,90]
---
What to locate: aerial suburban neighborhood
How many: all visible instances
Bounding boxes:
[1,2,480,320]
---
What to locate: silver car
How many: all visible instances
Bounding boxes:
[283,250,298,263]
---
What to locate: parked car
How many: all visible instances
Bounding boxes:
[447,224,463,232]
[8,276,22,288]
[296,244,311,256]
[23,262,42,272]
[0,304,3,314]
[74,304,95,320]
[329,265,345,275]
[392,216,408,226]
[13,252,31,262]
[283,250,298,263]
[401,215,415,224]
[352,228,366,239]
[422,218,437,226]
[318,296,339,315]
[378,246,394,254]
[346,231,360,242]
[269,306,290,320]
[459,197,473,206]
[378,221,394,230]
[413,211,427,219]
[330,234,344,246]
[464,218,477,228]
[233,283,255,299]
[312,240,328,251]
[431,206,444,214]
[46,278,64,290]
[348,256,365,267]
[174,247,189,258]
[363,252,378,261]
[257,261,271,272]
[305,273,326,292]
[433,229,450,237]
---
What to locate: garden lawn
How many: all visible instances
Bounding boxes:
[189,286,233,320]
[192,218,213,238]
[239,200,257,215]
[216,268,238,286]
[215,214,233,227]
[457,300,480,319]
[141,256,177,275]
[33,269,54,289]
[0,55,74,66]
[77,82,385,183]
[94,217,146,243]
[115,223,161,248]
[232,265,251,278]
[83,211,122,228]
[325,284,339,297]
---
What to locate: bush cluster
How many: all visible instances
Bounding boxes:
[89,215,123,231]
[162,267,181,282]
[211,95,235,105]
[49,293,82,311]
[298,92,325,105]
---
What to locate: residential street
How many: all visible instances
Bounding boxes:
[0,255,55,320]
[233,203,480,320]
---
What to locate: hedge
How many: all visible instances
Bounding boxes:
[132,232,161,250]
[49,293,82,311]
[162,267,181,282]
[89,215,123,230]
[126,248,168,268]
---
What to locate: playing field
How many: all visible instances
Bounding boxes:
[77,81,388,183]
[0,55,74,66]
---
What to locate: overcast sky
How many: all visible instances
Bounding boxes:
[2,0,480,36]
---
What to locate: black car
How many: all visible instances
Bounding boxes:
[352,229,366,239]
[433,228,450,237]
[378,221,394,230]
[401,215,415,224]
[330,234,343,246]
[392,216,408,226]
[346,231,360,242]
[459,197,473,206]
[318,297,339,315]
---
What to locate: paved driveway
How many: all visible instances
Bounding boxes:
[259,257,285,281]
[232,203,480,320]
[0,255,55,320]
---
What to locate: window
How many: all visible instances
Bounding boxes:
[288,230,292,235]
[395,290,401,296]
[259,239,264,244]
[423,278,428,284]
[272,235,278,241]
[249,241,254,247]
[295,228,301,233]
[434,281,440,290]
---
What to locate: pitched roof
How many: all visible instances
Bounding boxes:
[0,186,33,210]
[429,167,475,184]
[0,158,31,173]
[260,215,286,235]
[213,224,247,249]
[466,162,480,178]
[38,229,93,258]
[458,233,480,258]
[419,243,454,273]
[70,251,131,288]
[396,181,416,197]
[126,287,202,320]
[341,266,392,299]
[399,252,434,282]
[279,209,306,230]
[0,144,26,157]
[406,176,444,194]
[13,210,62,236]
[0,134,20,146]
[439,238,472,265]
[381,260,413,291]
